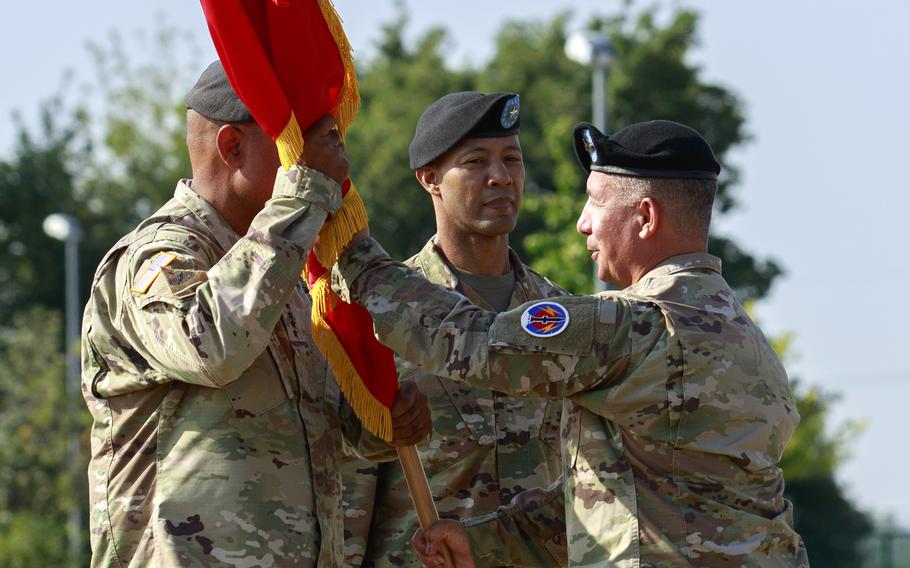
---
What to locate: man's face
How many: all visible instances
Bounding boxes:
[429,135,524,237]
[576,172,639,287]
[238,121,282,207]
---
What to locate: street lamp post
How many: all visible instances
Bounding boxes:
[42,213,84,567]
[566,30,615,292]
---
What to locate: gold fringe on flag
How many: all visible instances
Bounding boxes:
[276,1,360,170]
[305,184,391,439]
[307,185,392,441]
[316,0,360,136]
[276,111,305,171]
[288,3,392,441]
[314,185,368,267]
[309,272,394,442]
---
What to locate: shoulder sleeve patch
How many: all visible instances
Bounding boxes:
[520,301,571,337]
[130,252,177,294]
[489,296,597,356]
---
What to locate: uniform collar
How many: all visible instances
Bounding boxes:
[419,236,530,291]
[639,252,722,281]
[175,180,241,253]
[413,237,541,311]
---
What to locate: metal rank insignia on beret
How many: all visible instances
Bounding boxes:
[582,128,598,163]
[500,95,520,129]
[520,301,570,337]
[572,120,721,179]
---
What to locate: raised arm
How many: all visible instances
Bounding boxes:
[110,165,340,388]
[100,116,349,389]
[333,237,636,399]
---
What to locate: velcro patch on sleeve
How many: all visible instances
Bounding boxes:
[130,252,177,294]
[490,296,597,355]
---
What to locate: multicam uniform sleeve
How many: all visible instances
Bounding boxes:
[334,237,634,399]
[115,166,341,388]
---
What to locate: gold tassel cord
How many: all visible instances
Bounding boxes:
[302,185,367,285]
[305,185,389,440]
[291,1,395,442]
[316,0,360,136]
[276,111,305,171]
[314,184,368,267]
[276,2,359,169]
[309,275,394,442]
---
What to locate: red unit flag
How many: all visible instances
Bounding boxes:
[200,0,399,440]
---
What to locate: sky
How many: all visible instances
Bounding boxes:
[3,1,909,528]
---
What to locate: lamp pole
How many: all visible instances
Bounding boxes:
[43,213,84,567]
[566,30,615,292]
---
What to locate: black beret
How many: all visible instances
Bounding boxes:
[185,61,253,123]
[573,120,720,180]
[409,92,521,169]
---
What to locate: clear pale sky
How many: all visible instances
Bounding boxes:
[2,1,908,527]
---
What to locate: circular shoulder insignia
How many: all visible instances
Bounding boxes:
[500,95,520,129]
[520,301,570,337]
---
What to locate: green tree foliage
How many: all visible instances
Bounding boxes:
[786,475,873,568]
[477,13,593,292]
[771,335,866,479]
[781,385,873,567]
[0,7,882,566]
[0,101,89,321]
[350,6,781,298]
[346,14,476,259]
[0,307,87,566]
[77,28,196,237]
[0,27,199,565]
[767,333,873,566]
[779,383,862,480]
[0,28,198,322]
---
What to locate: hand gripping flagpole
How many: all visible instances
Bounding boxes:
[398,446,455,567]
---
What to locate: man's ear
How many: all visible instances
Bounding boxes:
[415,166,441,197]
[638,197,659,240]
[215,124,244,169]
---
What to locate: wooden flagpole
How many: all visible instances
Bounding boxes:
[397,445,455,568]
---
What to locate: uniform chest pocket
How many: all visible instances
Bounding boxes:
[418,377,489,471]
[222,350,290,417]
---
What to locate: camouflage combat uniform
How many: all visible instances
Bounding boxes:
[334,237,810,568]
[81,166,392,567]
[341,239,565,567]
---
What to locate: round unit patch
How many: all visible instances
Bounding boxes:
[520,301,570,337]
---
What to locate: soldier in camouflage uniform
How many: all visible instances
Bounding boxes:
[80,61,430,567]
[341,92,564,567]
[332,120,810,567]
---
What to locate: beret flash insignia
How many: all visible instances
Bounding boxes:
[500,95,520,129]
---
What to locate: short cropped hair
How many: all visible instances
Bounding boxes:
[613,175,717,240]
